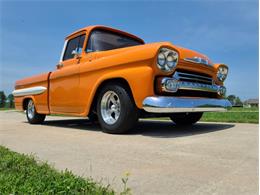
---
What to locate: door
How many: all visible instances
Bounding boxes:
[49,33,86,113]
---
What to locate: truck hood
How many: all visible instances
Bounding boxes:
[93,41,213,67]
[173,45,213,65]
[141,42,213,65]
[143,42,213,65]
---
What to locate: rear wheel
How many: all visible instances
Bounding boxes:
[97,84,138,134]
[170,112,203,125]
[26,99,46,124]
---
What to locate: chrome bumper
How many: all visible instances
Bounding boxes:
[143,96,232,113]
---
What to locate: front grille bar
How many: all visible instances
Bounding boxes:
[173,71,213,85]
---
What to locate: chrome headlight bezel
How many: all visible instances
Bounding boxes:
[217,65,228,82]
[157,48,178,72]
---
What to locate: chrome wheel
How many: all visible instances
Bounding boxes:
[27,100,35,119]
[100,91,121,125]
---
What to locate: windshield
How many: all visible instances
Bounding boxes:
[86,29,144,52]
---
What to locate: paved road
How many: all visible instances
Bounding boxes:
[0,111,258,195]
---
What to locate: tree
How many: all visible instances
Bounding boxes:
[227,94,243,107]
[7,94,14,108]
[227,95,236,106]
[0,91,6,108]
[234,97,243,107]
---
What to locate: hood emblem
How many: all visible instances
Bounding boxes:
[184,57,212,66]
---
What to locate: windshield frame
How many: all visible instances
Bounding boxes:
[86,28,144,53]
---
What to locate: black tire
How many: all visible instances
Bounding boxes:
[26,99,46,124]
[170,112,203,125]
[97,83,138,134]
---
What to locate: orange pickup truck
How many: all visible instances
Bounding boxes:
[13,25,231,133]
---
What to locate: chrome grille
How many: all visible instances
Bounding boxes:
[173,71,213,85]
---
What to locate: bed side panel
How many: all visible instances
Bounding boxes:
[14,72,51,114]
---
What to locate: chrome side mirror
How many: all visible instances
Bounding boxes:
[71,49,81,59]
[71,49,79,55]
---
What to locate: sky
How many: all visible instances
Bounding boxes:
[0,0,259,100]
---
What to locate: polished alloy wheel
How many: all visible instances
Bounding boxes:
[100,91,121,125]
[97,84,138,133]
[27,100,35,119]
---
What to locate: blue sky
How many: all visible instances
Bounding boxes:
[0,0,258,100]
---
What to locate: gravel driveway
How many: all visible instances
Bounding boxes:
[0,111,258,194]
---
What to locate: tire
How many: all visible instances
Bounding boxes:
[170,112,203,125]
[26,99,46,124]
[97,83,138,134]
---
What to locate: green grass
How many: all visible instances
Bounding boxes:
[0,107,14,111]
[0,146,116,194]
[226,107,259,112]
[148,107,258,124]
[201,111,258,124]
[201,107,258,123]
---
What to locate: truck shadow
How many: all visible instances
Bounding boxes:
[41,118,234,138]
[131,120,234,138]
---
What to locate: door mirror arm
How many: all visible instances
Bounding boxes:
[56,63,64,69]
[71,49,82,62]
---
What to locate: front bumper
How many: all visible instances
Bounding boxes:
[142,96,232,113]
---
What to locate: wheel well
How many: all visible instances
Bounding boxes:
[89,78,135,116]
[23,98,31,110]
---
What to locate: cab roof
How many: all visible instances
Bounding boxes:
[65,25,145,44]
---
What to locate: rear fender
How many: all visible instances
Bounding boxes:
[21,96,39,113]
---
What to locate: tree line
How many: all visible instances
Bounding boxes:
[0,91,14,108]
[226,95,243,107]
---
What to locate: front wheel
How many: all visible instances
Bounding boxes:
[26,99,46,124]
[170,112,203,125]
[97,84,138,134]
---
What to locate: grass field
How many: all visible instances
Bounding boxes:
[0,146,119,194]
[0,107,15,111]
[149,107,259,124]
[201,109,258,124]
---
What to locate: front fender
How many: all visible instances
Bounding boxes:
[79,64,154,116]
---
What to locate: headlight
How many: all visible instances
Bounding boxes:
[217,65,228,82]
[157,53,166,66]
[217,86,226,96]
[157,48,178,72]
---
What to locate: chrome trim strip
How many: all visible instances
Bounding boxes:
[161,78,220,93]
[12,86,47,97]
[178,81,219,92]
[59,40,68,62]
[184,57,213,66]
[175,71,212,81]
[143,96,232,113]
[177,76,212,84]
[173,71,213,84]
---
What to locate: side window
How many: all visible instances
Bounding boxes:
[63,34,85,61]
[78,35,85,54]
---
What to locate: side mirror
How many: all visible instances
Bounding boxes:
[71,49,81,59]
[56,62,63,69]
